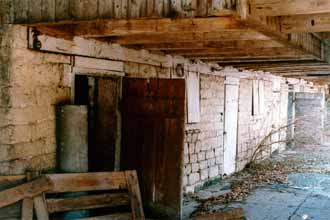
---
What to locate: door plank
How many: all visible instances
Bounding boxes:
[21,198,33,220]
[125,171,145,220]
[0,176,52,208]
[47,193,129,213]
[34,195,49,220]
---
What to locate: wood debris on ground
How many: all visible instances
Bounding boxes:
[190,159,302,217]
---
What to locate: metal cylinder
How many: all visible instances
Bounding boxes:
[56,105,89,219]
[57,105,88,173]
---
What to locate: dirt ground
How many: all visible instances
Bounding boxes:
[183,144,330,220]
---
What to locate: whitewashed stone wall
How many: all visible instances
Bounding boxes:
[236,78,289,170]
[183,75,225,193]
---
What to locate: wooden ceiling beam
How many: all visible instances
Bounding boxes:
[34,17,244,38]
[237,6,326,61]
[249,0,330,16]
[281,14,330,33]
[128,40,285,50]
[193,54,315,60]
[108,30,270,45]
[167,47,306,57]
[216,57,316,64]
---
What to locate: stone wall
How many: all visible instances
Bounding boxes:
[1,25,300,195]
[236,78,288,170]
[182,74,290,192]
[294,92,325,145]
[184,75,225,193]
[0,26,71,174]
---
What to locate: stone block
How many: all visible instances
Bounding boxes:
[185,164,192,174]
[199,160,208,170]
[200,169,208,180]
[195,141,202,153]
[188,143,195,154]
[192,163,199,173]
[190,154,198,163]
[209,166,219,178]
[206,149,214,159]
[188,172,200,185]
[198,151,206,161]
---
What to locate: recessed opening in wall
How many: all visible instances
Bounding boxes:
[74,74,121,172]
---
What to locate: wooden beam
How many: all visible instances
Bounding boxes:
[207,56,316,63]
[236,9,325,61]
[46,172,127,193]
[249,0,330,16]
[129,40,285,50]
[47,193,130,213]
[0,177,53,208]
[281,14,330,33]
[34,17,245,37]
[108,30,270,45]
[166,47,306,57]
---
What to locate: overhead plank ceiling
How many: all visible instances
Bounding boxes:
[3,0,330,81]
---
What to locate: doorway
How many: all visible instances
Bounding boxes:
[74,74,121,172]
[223,77,240,175]
[121,78,186,220]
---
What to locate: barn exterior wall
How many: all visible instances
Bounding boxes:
[1,25,326,195]
[236,79,289,171]
[0,26,71,175]
[294,92,325,145]
[184,75,225,193]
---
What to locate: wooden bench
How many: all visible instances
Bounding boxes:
[0,171,145,220]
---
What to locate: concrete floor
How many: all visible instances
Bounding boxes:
[183,145,330,220]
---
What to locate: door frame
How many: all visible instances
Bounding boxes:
[223,76,240,175]
[72,72,123,171]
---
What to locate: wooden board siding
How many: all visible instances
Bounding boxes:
[2,0,237,24]
[121,78,185,220]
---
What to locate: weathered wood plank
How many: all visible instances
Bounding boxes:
[114,0,123,18]
[125,171,145,220]
[250,0,330,16]
[28,0,42,22]
[0,177,52,208]
[21,198,33,220]
[41,0,55,21]
[13,0,29,23]
[75,57,124,72]
[0,176,25,189]
[34,195,49,220]
[47,17,243,37]
[46,172,127,193]
[55,0,70,20]
[154,0,164,16]
[47,193,129,213]
[281,14,330,33]
[98,0,114,19]
[70,0,98,20]
[110,31,270,44]
[1,0,15,24]
[196,0,208,17]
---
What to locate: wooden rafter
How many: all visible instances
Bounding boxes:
[34,17,244,37]
[281,14,330,33]
[249,0,330,16]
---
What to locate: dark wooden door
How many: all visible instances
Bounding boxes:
[121,78,185,220]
